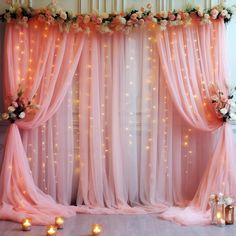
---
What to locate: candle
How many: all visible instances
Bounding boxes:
[216,211,225,226]
[55,216,64,229]
[92,224,102,235]
[47,225,57,236]
[22,218,31,231]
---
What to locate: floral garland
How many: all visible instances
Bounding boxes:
[211,85,236,122]
[0,2,234,33]
[0,86,39,123]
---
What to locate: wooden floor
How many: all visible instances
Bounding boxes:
[0,214,235,236]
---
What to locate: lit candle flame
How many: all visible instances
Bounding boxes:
[216,212,222,219]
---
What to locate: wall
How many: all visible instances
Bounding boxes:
[0,0,236,162]
[0,0,235,12]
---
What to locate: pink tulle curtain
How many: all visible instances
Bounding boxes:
[0,21,85,224]
[156,20,236,224]
[22,27,222,217]
[0,18,235,226]
[72,30,219,211]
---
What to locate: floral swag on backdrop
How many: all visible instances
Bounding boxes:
[0,85,39,123]
[0,1,234,32]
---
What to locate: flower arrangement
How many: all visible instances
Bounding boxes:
[0,2,234,33]
[211,85,236,122]
[209,193,234,206]
[0,86,39,123]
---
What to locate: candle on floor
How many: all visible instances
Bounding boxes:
[216,211,225,226]
[47,225,57,236]
[55,216,64,229]
[22,218,32,231]
[92,224,102,235]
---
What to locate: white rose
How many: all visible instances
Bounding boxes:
[100,12,109,19]
[204,13,210,19]
[220,108,228,115]
[224,197,234,206]
[198,10,203,17]
[211,95,219,102]
[210,8,219,19]
[229,113,236,121]
[19,112,26,119]
[119,17,126,25]
[2,113,9,120]
[160,11,168,18]
[226,14,231,19]
[59,10,67,20]
[12,101,18,108]
[176,14,182,20]
[152,18,157,23]
[8,106,15,112]
[221,10,228,17]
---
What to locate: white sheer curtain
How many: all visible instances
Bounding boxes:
[21,29,218,211]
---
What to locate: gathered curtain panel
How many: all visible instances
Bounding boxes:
[0,18,235,225]
[156,20,236,225]
[0,20,85,224]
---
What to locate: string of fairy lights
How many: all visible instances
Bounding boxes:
[8,6,222,203]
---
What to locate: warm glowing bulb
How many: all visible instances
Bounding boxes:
[216,212,222,219]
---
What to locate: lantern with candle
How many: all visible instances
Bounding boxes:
[22,218,32,231]
[92,224,102,235]
[209,193,225,225]
[224,196,234,225]
[55,216,64,229]
[47,225,57,236]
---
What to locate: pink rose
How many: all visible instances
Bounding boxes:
[96,17,102,24]
[210,8,219,19]
[176,14,181,20]
[48,16,55,24]
[139,19,145,25]
[221,96,228,103]
[146,3,152,9]
[183,12,189,19]
[160,19,168,26]
[168,14,176,21]
[22,16,28,22]
[197,10,203,17]
[131,13,137,20]
[16,8,22,16]
[221,10,228,17]
[38,14,46,21]
[83,15,90,24]
[127,20,133,26]
[12,101,18,108]
[77,15,83,23]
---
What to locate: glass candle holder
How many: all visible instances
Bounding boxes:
[22,218,32,231]
[47,225,57,236]
[210,194,225,225]
[55,216,64,229]
[92,224,102,235]
[225,205,234,225]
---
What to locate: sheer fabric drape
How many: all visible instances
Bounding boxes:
[1,19,234,226]
[22,28,221,216]
[0,21,84,224]
[156,20,236,224]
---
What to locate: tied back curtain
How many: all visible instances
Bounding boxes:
[21,28,219,215]
[156,20,236,224]
[0,21,84,224]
